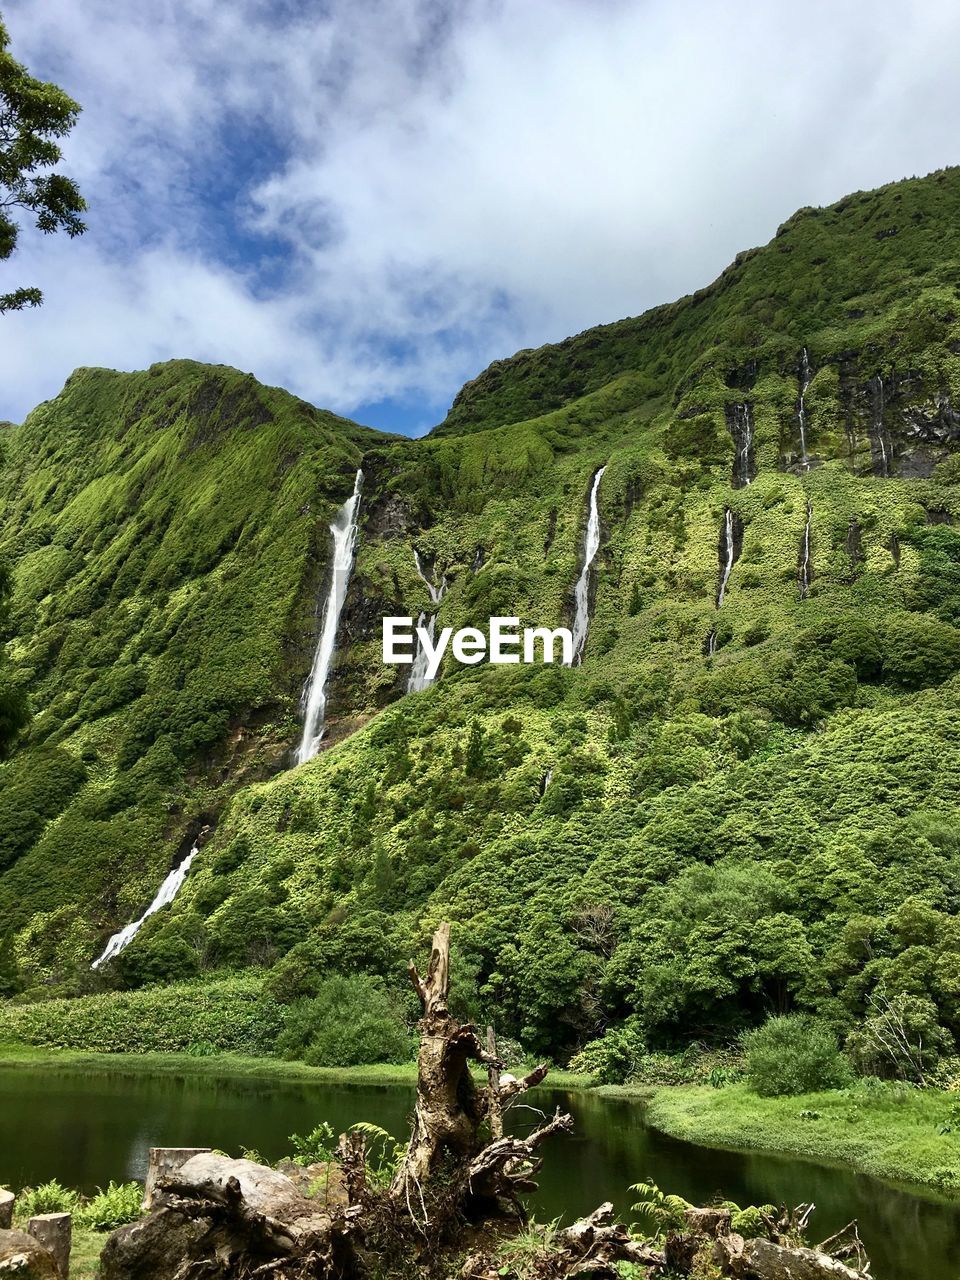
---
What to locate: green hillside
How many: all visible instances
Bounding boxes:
[3,169,960,1069]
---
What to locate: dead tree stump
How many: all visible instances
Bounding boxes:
[26,1214,71,1279]
[390,923,561,1227]
[0,1192,13,1231]
[143,1147,211,1209]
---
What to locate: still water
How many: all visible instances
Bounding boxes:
[1,1066,958,1280]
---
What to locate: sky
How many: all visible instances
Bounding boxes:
[2,0,960,437]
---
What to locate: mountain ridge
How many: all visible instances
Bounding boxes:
[2,168,960,1069]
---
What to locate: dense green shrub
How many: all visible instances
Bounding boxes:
[78,1181,143,1231]
[0,976,282,1053]
[743,1015,852,1097]
[569,1018,647,1084]
[275,975,412,1067]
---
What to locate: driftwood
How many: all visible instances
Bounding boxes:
[98,922,871,1280]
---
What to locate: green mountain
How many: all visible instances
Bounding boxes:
[3,167,960,1064]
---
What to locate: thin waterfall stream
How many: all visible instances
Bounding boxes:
[706,508,740,656]
[797,348,812,469]
[799,501,813,599]
[568,466,606,665]
[92,845,199,969]
[408,549,448,694]
[295,469,363,765]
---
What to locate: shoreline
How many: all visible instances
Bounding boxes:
[3,1045,960,1199]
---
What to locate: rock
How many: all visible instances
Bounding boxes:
[0,1229,59,1280]
[99,1208,212,1280]
[0,1194,13,1231]
[25,1217,71,1279]
[143,1147,211,1209]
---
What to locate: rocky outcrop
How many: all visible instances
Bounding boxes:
[0,1230,59,1280]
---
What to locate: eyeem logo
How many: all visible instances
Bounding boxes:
[383,616,573,680]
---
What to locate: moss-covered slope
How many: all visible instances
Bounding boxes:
[4,171,960,1068]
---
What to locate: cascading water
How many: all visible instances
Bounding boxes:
[727,403,755,487]
[872,376,890,477]
[568,466,606,665]
[716,508,736,607]
[797,348,812,470]
[706,507,740,656]
[798,501,813,599]
[408,550,448,694]
[92,845,198,969]
[295,469,363,764]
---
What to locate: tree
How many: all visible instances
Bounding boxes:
[0,16,86,312]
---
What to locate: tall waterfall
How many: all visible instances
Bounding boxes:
[798,501,813,599]
[797,348,812,470]
[728,403,754,488]
[706,507,739,656]
[295,469,363,764]
[568,466,606,665]
[872,376,890,477]
[716,507,736,607]
[92,845,198,969]
[408,550,448,694]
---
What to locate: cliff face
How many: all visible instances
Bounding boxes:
[3,172,960,1060]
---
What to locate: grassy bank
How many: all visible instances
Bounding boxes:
[642,1082,960,1196]
[0,1042,587,1089]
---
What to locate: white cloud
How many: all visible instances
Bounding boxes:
[2,0,959,426]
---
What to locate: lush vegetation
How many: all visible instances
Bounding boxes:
[3,169,960,1097]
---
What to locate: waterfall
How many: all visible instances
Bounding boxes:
[872,376,890,477]
[716,507,736,607]
[797,348,812,470]
[728,403,754,487]
[295,469,363,764]
[798,501,813,599]
[706,508,739,655]
[568,466,606,665]
[540,768,554,795]
[92,845,198,969]
[408,550,447,694]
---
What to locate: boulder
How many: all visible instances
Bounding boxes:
[0,1195,14,1232]
[0,1229,59,1280]
[99,1208,213,1280]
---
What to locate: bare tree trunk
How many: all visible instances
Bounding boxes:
[390,923,558,1225]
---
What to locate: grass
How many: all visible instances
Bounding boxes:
[643,1081,960,1197]
[0,1042,587,1090]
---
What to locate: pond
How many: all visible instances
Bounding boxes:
[1,1065,957,1280]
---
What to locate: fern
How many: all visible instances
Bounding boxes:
[628,1179,690,1234]
[349,1122,405,1189]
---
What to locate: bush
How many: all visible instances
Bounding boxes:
[846,993,953,1083]
[16,1180,80,1217]
[78,1181,143,1231]
[569,1018,647,1084]
[743,1015,852,1096]
[0,976,282,1054]
[275,975,412,1068]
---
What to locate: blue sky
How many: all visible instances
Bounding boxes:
[3,0,960,436]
